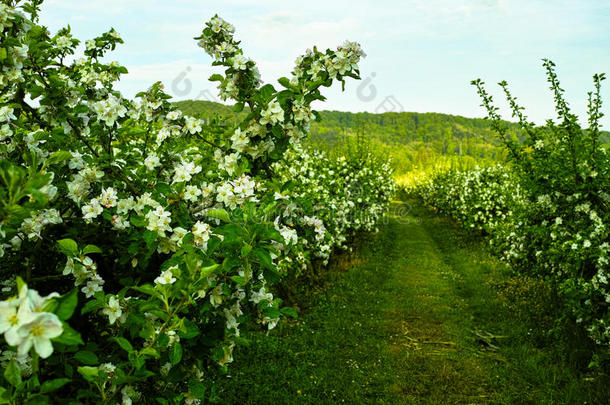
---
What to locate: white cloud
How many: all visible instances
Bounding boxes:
[35,0,610,125]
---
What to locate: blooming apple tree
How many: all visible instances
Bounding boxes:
[0,2,395,403]
[415,61,610,354]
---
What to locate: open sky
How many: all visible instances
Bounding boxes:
[40,0,610,126]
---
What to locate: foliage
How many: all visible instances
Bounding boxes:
[174,99,513,175]
[396,154,486,190]
[415,60,610,356]
[274,145,395,266]
[415,165,525,235]
[471,61,610,347]
[0,2,394,403]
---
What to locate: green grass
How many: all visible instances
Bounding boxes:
[205,199,609,404]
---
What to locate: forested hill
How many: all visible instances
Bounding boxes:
[174,100,512,170]
[174,100,510,148]
[173,99,610,172]
[309,110,508,150]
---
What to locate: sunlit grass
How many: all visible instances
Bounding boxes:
[203,199,608,404]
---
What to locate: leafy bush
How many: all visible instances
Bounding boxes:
[415,165,525,235]
[0,2,394,403]
[416,60,610,351]
[274,147,395,264]
[472,61,610,346]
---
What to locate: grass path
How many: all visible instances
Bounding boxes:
[209,199,605,404]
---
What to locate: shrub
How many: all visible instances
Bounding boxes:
[416,60,610,350]
[472,61,610,346]
[0,2,394,402]
[416,165,524,235]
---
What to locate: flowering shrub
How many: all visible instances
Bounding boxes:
[415,165,525,235]
[471,62,610,346]
[274,147,395,265]
[417,60,610,349]
[0,2,394,402]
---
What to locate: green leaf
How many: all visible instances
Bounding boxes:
[281,180,296,192]
[143,230,158,247]
[42,151,72,169]
[0,386,9,404]
[139,347,160,359]
[73,104,89,115]
[16,276,26,294]
[271,125,282,139]
[74,350,99,365]
[230,275,246,286]
[277,77,292,89]
[55,288,78,321]
[40,378,71,394]
[81,297,103,314]
[281,307,298,318]
[155,182,171,195]
[207,208,230,222]
[240,243,252,257]
[185,252,201,274]
[132,284,158,297]
[260,83,276,101]
[4,359,21,387]
[113,337,134,353]
[200,263,219,278]
[263,306,281,319]
[188,379,206,399]
[129,215,146,227]
[178,318,200,339]
[77,366,99,382]
[233,102,244,112]
[133,369,155,379]
[29,84,45,100]
[24,397,51,405]
[208,74,224,82]
[169,342,182,365]
[82,245,103,255]
[263,267,281,284]
[57,239,78,254]
[252,247,274,271]
[222,255,242,272]
[53,324,84,346]
[0,48,7,61]
[216,224,245,242]
[158,333,170,347]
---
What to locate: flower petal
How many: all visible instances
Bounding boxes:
[34,336,54,358]
[17,336,33,356]
[4,327,21,346]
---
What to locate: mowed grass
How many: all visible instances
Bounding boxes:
[205,199,609,404]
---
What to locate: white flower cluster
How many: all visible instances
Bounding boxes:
[274,146,396,265]
[0,283,63,359]
[20,209,62,241]
[416,165,525,234]
[63,255,105,297]
[92,94,128,127]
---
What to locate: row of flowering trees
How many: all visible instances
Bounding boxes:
[0,2,395,403]
[415,165,525,235]
[414,61,610,356]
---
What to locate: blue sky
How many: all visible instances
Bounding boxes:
[40,0,610,126]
